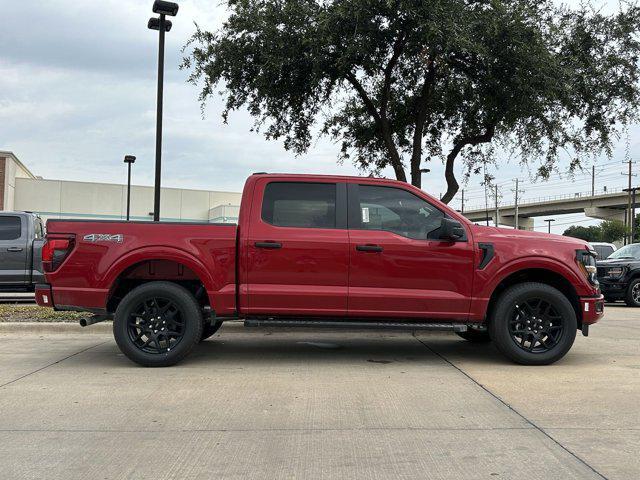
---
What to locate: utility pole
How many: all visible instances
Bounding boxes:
[623,186,640,244]
[511,178,523,230]
[622,160,637,244]
[494,185,500,227]
[461,189,465,214]
[484,165,489,226]
[591,165,595,197]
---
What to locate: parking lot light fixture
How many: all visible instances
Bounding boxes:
[124,155,136,221]
[148,1,178,222]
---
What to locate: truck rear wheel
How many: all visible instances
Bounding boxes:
[489,282,577,365]
[113,281,203,367]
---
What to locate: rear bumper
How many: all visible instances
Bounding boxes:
[35,284,54,307]
[580,295,604,325]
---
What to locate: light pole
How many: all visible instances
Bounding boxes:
[544,218,555,233]
[148,0,179,222]
[124,155,136,221]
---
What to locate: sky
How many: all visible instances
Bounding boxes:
[1,0,638,234]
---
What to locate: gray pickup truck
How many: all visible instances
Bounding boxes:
[0,212,45,291]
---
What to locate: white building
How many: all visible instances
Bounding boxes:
[0,151,241,223]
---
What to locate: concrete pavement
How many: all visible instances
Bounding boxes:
[0,306,638,479]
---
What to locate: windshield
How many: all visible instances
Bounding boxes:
[608,244,640,259]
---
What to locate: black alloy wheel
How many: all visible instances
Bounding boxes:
[127,297,185,354]
[114,282,203,367]
[489,282,577,365]
[508,298,564,353]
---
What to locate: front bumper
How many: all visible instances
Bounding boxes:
[597,278,628,298]
[580,295,604,325]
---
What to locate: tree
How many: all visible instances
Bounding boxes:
[599,219,626,243]
[182,0,640,203]
[563,219,626,243]
[563,225,602,242]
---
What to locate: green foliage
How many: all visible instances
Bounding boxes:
[563,219,626,243]
[563,225,603,242]
[600,219,627,243]
[182,0,640,203]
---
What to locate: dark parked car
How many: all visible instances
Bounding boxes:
[0,211,45,291]
[597,243,640,306]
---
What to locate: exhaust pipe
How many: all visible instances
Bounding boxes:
[79,315,111,327]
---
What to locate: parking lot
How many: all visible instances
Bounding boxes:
[0,305,638,480]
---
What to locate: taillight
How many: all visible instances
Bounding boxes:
[42,236,75,272]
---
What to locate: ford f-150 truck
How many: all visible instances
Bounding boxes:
[0,211,45,291]
[35,174,604,367]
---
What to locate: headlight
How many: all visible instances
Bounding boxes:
[606,267,624,278]
[576,249,598,286]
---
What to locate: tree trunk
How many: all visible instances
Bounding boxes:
[440,125,496,204]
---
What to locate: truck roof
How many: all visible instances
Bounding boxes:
[250,172,403,183]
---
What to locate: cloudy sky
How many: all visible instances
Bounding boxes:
[1,0,637,232]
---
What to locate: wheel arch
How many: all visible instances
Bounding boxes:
[485,267,582,328]
[103,247,216,313]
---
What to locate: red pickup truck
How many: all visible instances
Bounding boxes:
[36,173,604,367]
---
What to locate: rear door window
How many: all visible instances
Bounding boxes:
[0,216,22,240]
[262,182,337,229]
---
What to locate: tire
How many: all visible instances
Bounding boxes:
[456,328,491,343]
[624,278,640,307]
[113,281,203,367]
[489,282,577,365]
[200,320,223,342]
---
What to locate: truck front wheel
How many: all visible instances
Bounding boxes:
[489,282,577,365]
[113,281,203,367]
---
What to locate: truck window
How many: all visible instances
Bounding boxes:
[262,182,336,229]
[356,185,444,240]
[0,216,21,241]
[34,218,44,239]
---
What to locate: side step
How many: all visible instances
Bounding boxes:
[244,318,468,332]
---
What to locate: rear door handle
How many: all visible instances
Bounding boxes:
[6,247,24,252]
[356,245,383,253]
[255,241,282,249]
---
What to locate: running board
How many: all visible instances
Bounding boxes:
[244,318,468,332]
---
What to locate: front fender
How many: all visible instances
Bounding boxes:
[469,255,589,321]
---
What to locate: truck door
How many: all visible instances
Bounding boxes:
[347,183,474,320]
[244,179,349,316]
[0,215,28,287]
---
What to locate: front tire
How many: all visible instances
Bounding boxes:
[114,282,203,367]
[624,278,640,307]
[489,282,577,365]
[456,328,491,343]
[200,320,223,342]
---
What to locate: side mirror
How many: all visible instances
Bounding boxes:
[439,218,465,241]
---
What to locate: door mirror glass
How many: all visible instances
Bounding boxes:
[439,218,465,241]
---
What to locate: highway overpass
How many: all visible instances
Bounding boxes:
[463,187,637,230]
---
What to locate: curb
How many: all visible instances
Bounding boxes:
[0,322,113,334]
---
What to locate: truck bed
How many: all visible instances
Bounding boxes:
[44,220,238,315]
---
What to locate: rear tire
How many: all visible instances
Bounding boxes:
[456,328,491,343]
[624,278,640,307]
[114,282,203,367]
[489,282,577,365]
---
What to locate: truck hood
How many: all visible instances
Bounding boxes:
[469,224,591,250]
[597,258,640,267]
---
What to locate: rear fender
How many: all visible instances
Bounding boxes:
[103,246,216,296]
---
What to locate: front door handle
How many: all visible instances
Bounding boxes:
[6,247,24,252]
[356,244,383,253]
[255,241,282,249]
